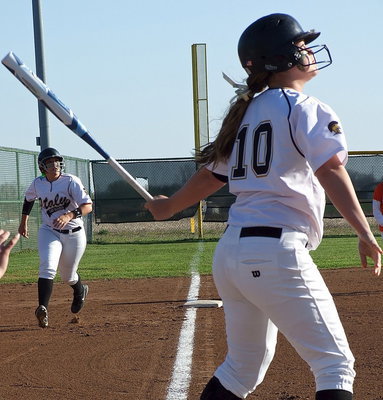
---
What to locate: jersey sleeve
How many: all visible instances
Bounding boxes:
[205,161,229,177]
[291,99,348,172]
[68,175,92,206]
[24,179,39,202]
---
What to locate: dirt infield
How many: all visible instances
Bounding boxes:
[1,267,382,400]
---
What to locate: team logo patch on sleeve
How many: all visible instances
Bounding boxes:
[328,121,342,134]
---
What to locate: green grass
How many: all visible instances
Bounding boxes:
[311,236,361,268]
[1,236,374,285]
[2,240,218,284]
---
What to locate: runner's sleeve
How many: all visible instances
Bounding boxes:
[68,175,92,206]
[24,179,38,202]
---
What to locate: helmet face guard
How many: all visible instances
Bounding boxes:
[292,44,332,71]
[238,13,332,74]
[39,158,65,172]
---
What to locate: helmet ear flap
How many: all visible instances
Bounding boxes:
[38,159,47,173]
[263,45,301,72]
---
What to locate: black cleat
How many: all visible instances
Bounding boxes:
[71,284,89,313]
[200,376,241,399]
[35,305,48,328]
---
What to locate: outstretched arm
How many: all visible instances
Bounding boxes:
[315,154,382,275]
[19,198,34,238]
[0,230,20,279]
[144,167,226,221]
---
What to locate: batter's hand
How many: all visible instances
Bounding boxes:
[358,236,382,276]
[53,212,72,229]
[144,195,174,221]
[0,230,20,279]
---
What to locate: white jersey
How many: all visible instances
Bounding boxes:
[208,88,348,250]
[24,173,92,229]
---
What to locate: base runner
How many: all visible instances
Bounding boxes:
[18,147,92,328]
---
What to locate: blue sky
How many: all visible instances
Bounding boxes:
[0,1,382,160]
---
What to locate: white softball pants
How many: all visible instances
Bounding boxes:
[38,225,87,285]
[213,225,355,399]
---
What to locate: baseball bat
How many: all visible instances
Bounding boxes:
[1,51,153,201]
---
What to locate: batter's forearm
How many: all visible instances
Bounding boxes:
[168,167,226,215]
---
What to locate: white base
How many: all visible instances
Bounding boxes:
[183,299,223,308]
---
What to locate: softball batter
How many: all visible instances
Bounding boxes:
[145,13,382,400]
[18,147,92,328]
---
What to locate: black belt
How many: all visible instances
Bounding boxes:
[240,226,282,239]
[53,226,82,234]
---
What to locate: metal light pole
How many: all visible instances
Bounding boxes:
[32,0,50,150]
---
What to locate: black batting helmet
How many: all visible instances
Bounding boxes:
[38,147,65,172]
[238,13,326,74]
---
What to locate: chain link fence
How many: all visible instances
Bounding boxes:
[0,148,381,250]
[0,147,91,251]
[90,153,383,242]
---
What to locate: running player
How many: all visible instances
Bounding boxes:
[18,147,92,328]
[145,13,382,400]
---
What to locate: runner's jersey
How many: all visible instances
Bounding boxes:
[208,88,348,250]
[24,173,92,229]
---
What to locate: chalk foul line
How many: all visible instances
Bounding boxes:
[166,240,204,400]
